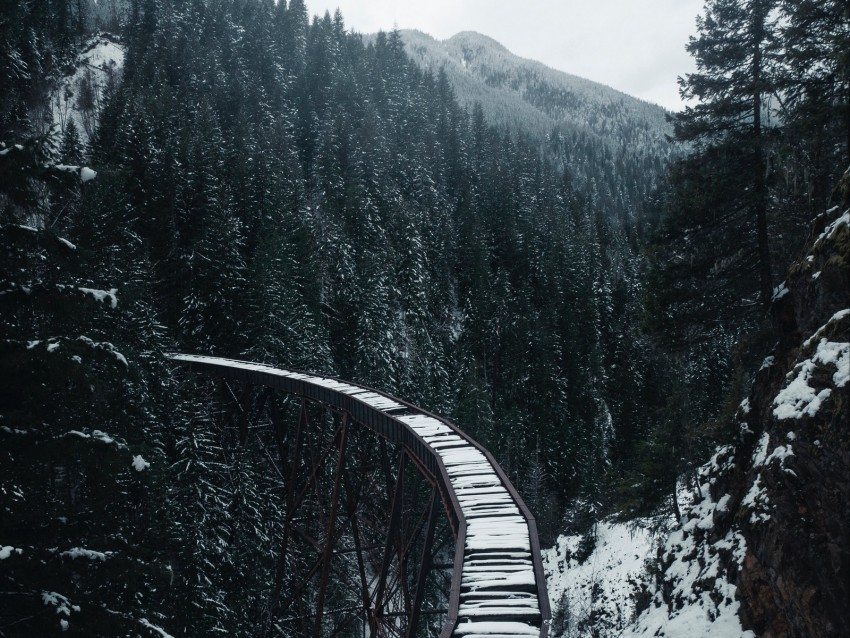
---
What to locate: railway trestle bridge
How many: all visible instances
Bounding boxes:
[171,354,551,637]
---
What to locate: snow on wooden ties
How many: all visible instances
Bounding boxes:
[397,413,540,635]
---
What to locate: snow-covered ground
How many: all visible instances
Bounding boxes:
[623,456,755,638]
[543,469,756,638]
[51,34,125,143]
[543,519,658,638]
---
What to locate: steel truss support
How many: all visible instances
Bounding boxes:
[171,355,550,638]
[203,379,453,638]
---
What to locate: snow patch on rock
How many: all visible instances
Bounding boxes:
[624,448,755,638]
[813,210,849,249]
[773,333,849,420]
[741,475,771,525]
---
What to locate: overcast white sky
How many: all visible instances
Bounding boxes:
[303,0,705,111]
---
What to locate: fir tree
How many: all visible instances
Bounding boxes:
[59,119,84,164]
[674,0,780,309]
[778,0,850,201]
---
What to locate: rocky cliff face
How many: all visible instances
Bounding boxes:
[628,174,850,638]
[734,174,849,637]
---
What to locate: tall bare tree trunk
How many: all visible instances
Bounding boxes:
[753,0,773,309]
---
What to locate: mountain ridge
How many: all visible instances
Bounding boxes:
[399,28,671,133]
[390,27,674,226]
[437,29,656,107]
[446,30,510,55]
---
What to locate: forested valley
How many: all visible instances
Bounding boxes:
[1,0,847,636]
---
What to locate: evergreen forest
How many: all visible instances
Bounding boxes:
[0,0,846,635]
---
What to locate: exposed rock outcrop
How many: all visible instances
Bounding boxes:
[733,177,849,637]
[629,174,850,638]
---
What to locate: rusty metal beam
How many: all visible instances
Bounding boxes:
[270,399,308,612]
[407,487,439,638]
[372,450,406,635]
[313,414,349,637]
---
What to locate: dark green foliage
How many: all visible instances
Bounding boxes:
[673,0,779,310]
[779,0,850,169]
[15,0,844,632]
[0,99,174,638]
[636,0,848,517]
[59,119,84,164]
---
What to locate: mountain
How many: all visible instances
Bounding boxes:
[397,30,674,221]
[401,30,669,143]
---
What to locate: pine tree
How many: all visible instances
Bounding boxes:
[778,0,850,201]
[59,119,83,164]
[0,123,172,638]
[634,0,849,517]
[166,399,237,635]
[280,0,308,74]
[674,0,780,309]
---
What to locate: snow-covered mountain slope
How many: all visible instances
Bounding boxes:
[542,479,755,638]
[50,33,125,143]
[394,29,674,221]
[622,451,756,638]
[622,192,850,638]
[400,30,671,154]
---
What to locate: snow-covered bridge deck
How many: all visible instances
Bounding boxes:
[170,354,550,637]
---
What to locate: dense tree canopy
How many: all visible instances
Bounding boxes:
[638,0,848,517]
[2,0,844,633]
[0,0,665,633]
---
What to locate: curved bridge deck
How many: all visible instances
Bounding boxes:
[170,354,550,637]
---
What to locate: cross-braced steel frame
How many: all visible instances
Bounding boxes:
[170,354,551,638]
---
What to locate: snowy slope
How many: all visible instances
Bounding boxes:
[51,34,125,143]
[622,450,756,638]
[542,474,756,638]
[543,520,657,638]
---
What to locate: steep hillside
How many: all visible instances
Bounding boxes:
[401,30,670,147]
[50,33,124,143]
[626,176,850,638]
[398,30,674,220]
[543,517,664,638]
